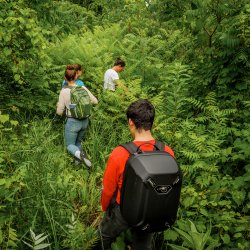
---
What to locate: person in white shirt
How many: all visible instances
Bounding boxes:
[104,58,126,91]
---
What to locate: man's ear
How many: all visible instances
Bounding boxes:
[128,118,135,127]
[128,118,134,127]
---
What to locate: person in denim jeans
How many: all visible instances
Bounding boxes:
[56,65,98,167]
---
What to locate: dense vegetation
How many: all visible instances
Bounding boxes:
[0,0,249,249]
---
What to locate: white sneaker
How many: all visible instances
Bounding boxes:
[80,152,92,168]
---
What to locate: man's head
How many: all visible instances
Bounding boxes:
[113,58,125,72]
[126,99,155,132]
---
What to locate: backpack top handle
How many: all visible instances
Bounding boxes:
[120,140,165,155]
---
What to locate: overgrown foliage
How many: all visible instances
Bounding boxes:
[0,0,249,249]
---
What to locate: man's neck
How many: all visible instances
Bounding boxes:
[133,130,154,141]
[112,66,119,72]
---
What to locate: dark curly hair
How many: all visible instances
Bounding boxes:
[126,99,155,131]
[113,57,126,67]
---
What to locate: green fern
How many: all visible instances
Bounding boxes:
[23,229,50,249]
[168,220,218,250]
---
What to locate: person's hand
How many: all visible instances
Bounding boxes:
[115,79,128,92]
[52,114,64,123]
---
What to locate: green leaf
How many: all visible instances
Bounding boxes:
[23,240,33,248]
[34,233,45,241]
[30,229,36,241]
[221,233,230,244]
[200,208,208,216]
[164,229,179,241]
[34,243,50,249]
[7,239,17,247]
[14,74,20,81]
[35,235,48,245]
[191,232,202,249]
[3,47,12,56]
[201,223,212,249]
[0,229,3,244]
[168,243,189,250]
[0,179,6,185]
[233,232,242,238]
[0,114,9,123]
[10,120,19,126]
[235,82,247,90]
[189,220,198,233]
[182,197,195,208]
[173,227,193,247]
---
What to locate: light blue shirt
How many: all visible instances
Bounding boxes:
[62,79,85,88]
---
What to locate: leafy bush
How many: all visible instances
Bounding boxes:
[0,0,249,249]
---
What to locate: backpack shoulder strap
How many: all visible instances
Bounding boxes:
[65,85,78,90]
[110,142,137,206]
[155,140,165,151]
[120,142,138,155]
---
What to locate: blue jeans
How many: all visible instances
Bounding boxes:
[64,117,89,157]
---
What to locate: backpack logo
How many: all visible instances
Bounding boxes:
[68,86,91,119]
[147,177,172,194]
[155,185,172,194]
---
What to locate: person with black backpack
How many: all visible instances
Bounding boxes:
[94,99,181,250]
[56,65,98,168]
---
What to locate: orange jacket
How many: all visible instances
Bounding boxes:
[101,140,175,211]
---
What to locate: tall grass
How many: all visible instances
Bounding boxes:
[1,116,107,249]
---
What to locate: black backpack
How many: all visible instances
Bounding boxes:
[120,140,182,233]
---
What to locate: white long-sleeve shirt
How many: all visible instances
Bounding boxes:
[56,86,98,116]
